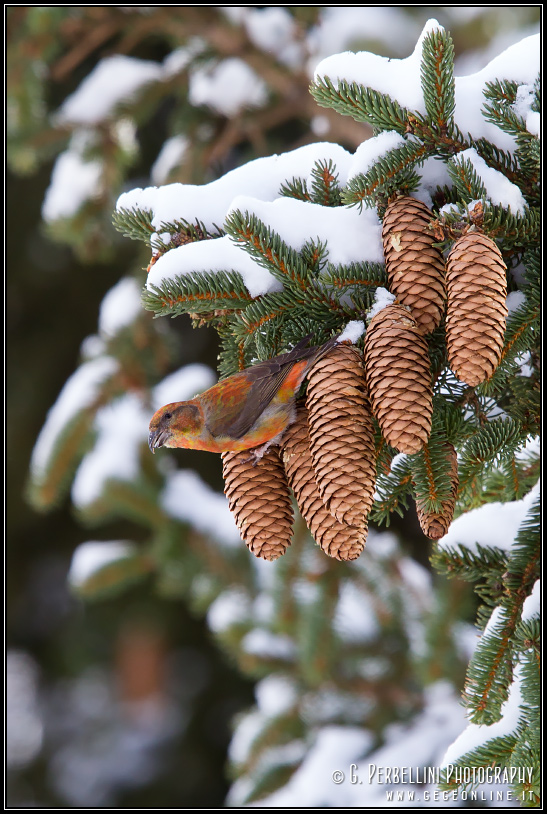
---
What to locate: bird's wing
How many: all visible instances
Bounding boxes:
[204,359,295,440]
[220,363,296,438]
[205,335,338,439]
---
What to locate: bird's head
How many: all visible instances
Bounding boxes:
[148,401,203,453]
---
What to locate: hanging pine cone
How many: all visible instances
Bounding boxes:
[382,196,446,335]
[445,232,508,386]
[306,343,376,528]
[222,447,293,561]
[364,303,433,454]
[415,443,459,539]
[282,405,366,561]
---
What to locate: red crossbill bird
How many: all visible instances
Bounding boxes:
[148,335,338,457]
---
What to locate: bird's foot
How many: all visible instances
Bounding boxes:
[244,434,284,466]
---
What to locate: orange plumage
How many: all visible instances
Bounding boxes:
[148,336,337,456]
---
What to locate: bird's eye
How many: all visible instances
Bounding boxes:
[164,412,172,421]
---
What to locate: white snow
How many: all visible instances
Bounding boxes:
[241,682,466,808]
[442,665,524,766]
[415,157,453,209]
[333,580,378,643]
[6,651,43,770]
[314,19,443,115]
[483,605,505,638]
[521,579,540,622]
[367,287,396,321]
[151,136,188,184]
[244,8,301,69]
[241,629,295,660]
[71,393,150,508]
[315,21,540,154]
[80,334,106,361]
[309,7,422,67]
[111,118,138,154]
[236,196,383,265]
[161,469,241,546]
[336,321,365,344]
[452,148,526,214]
[515,351,534,378]
[189,57,268,117]
[56,55,164,126]
[239,725,374,807]
[453,33,540,151]
[347,131,407,181]
[42,149,102,222]
[116,142,354,231]
[512,83,540,137]
[399,555,432,596]
[98,277,143,337]
[228,709,265,765]
[30,356,119,479]
[146,234,282,299]
[68,540,138,588]
[506,290,526,314]
[437,480,540,555]
[207,588,251,633]
[255,675,298,718]
[152,364,216,410]
[162,39,205,78]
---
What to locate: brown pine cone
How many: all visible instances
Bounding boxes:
[222,447,293,561]
[382,196,446,335]
[446,232,507,386]
[415,443,459,539]
[281,405,366,561]
[364,303,433,454]
[306,343,376,528]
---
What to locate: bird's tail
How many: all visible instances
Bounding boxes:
[273,333,340,369]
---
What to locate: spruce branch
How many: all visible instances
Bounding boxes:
[457,417,525,497]
[463,604,515,724]
[310,76,411,132]
[483,78,520,107]
[482,87,529,138]
[453,495,539,725]
[420,27,455,131]
[27,368,124,510]
[321,260,387,291]
[481,297,540,393]
[371,453,413,526]
[112,206,155,243]
[410,423,457,516]
[503,494,540,601]
[150,217,221,252]
[300,238,329,276]
[142,269,255,319]
[309,158,343,206]
[224,209,311,291]
[431,542,508,596]
[446,155,488,201]
[279,176,311,202]
[439,735,518,793]
[343,139,429,205]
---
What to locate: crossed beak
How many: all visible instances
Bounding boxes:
[148,428,170,454]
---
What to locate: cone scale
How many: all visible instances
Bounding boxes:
[364,303,433,454]
[222,447,293,561]
[306,343,376,529]
[446,232,508,387]
[282,405,366,561]
[382,196,446,335]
